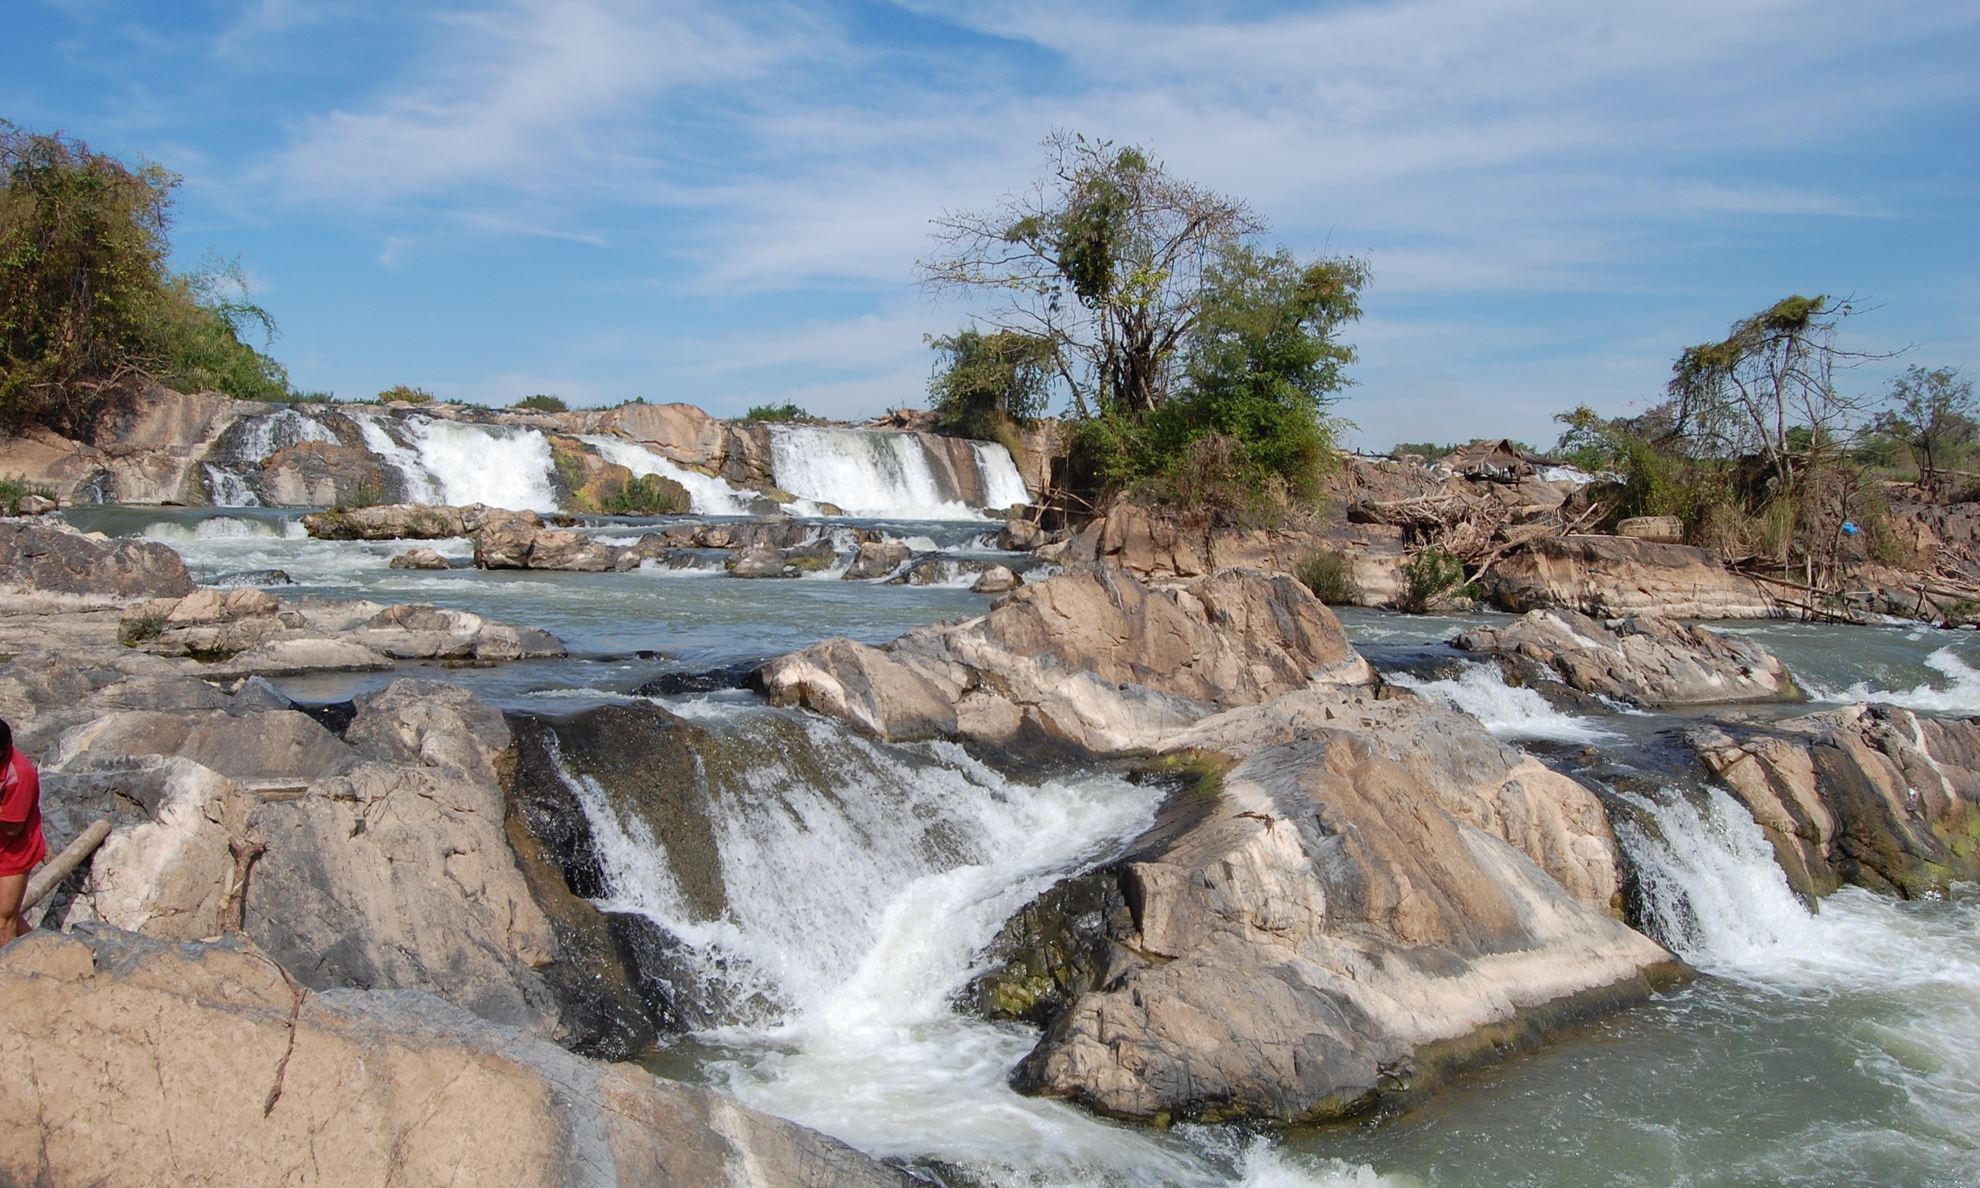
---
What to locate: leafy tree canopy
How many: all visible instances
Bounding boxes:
[1872,365,1974,487]
[1,121,290,433]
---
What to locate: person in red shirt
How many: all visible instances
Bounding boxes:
[0,717,47,945]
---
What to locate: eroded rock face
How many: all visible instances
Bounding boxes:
[0,928,908,1188]
[1482,536,1777,619]
[1456,610,1796,706]
[1687,704,1980,899]
[122,591,566,672]
[0,520,195,600]
[300,502,505,541]
[1004,688,1677,1124]
[758,566,1372,760]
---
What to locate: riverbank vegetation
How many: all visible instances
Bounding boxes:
[1,122,290,433]
[921,132,1366,525]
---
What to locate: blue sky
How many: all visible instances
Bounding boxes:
[10,0,1978,451]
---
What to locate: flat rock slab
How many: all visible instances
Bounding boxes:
[1456,609,1796,706]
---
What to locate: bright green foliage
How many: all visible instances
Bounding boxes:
[743,401,814,423]
[1397,547,1472,613]
[377,384,433,404]
[1,122,289,431]
[513,393,568,413]
[601,472,689,515]
[1873,365,1975,486]
[1,474,53,514]
[927,327,1052,441]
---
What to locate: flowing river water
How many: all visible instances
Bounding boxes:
[59,504,1980,1187]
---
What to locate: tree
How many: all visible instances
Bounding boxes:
[1,121,289,431]
[1874,365,1974,489]
[1663,295,1894,492]
[926,326,1052,441]
[920,132,1366,510]
[920,132,1264,420]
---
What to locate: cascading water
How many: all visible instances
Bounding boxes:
[1386,662,1615,743]
[767,425,1024,521]
[539,702,1383,1186]
[348,412,558,511]
[203,408,340,507]
[580,436,752,516]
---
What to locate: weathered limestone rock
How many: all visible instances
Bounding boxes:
[592,401,731,471]
[1616,515,1683,543]
[1481,535,1777,619]
[729,543,795,578]
[16,493,57,515]
[390,546,452,569]
[759,566,1373,759]
[255,439,388,507]
[0,928,909,1188]
[48,707,357,788]
[1456,610,1796,706]
[1004,689,1677,1124]
[125,590,565,670]
[303,502,499,541]
[972,564,1020,594]
[0,521,195,600]
[843,539,910,580]
[1687,704,1980,899]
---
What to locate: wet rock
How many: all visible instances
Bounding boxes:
[302,503,498,541]
[1456,610,1796,706]
[728,544,795,578]
[998,517,1049,552]
[1481,535,1777,619]
[844,539,910,580]
[972,565,1020,594]
[759,566,1372,759]
[1686,704,1980,899]
[0,928,910,1187]
[1006,686,1679,1125]
[125,591,565,670]
[390,547,452,570]
[0,520,195,600]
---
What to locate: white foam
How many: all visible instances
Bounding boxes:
[1387,663,1614,742]
[768,425,1015,521]
[582,435,753,516]
[1807,648,1980,714]
[401,417,558,511]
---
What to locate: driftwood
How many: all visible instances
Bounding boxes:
[223,837,268,933]
[23,817,112,912]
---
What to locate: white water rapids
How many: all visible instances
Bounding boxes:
[768,424,1029,520]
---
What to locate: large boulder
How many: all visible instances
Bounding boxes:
[302,503,495,541]
[0,521,195,600]
[592,401,731,471]
[125,592,566,669]
[999,686,1678,1125]
[1456,610,1796,706]
[1686,704,1980,899]
[0,928,907,1188]
[843,538,910,580]
[1481,535,1777,619]
[758,566,1373,759]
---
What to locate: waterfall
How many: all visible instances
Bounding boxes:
[767,425,1025,521]
[349,412,557,511]
[203,408,340,507]
[580,436,752,516]
[1612,786,1819,968]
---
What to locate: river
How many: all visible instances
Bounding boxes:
[59,504,1980,1187]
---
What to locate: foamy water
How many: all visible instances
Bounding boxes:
[1386,663,1614,743]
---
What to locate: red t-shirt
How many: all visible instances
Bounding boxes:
[0,748,47,877]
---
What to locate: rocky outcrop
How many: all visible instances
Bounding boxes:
[972,565,1020,594]
[1481,535,1777,619]
[758,566,1373,760]
[121,590,565,672]
[301,502,519,541]
[1456,610,1796,706]
[390,547,452,570]
[845,539,910,580]
[995,684,1676,1125]
[0,520,196,600]
[0,928,907,1188]
[1686,704,1980,899]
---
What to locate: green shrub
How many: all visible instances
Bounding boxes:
[1397,547,1472,613]
[602,473,689,515]
[513,394,567,413]
[1296,549,1359,605]
[377,384,433,404]
[118,612,164,647]
[1,475,53,515]
[744,402,813,423]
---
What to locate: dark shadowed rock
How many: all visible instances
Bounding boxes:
[0,521,194,599]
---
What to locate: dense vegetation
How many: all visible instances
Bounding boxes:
[1,122,289,434]
[513,393,568,413]
[921,133,1366,523]
[743,401,816,423]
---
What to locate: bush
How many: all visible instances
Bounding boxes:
[1,475,53,514]
[744,402,813,423]
[1296,549,1359,605]
[377,384,433,405]
[602,473,689,515]
[928,327,1051,441]
[513,393,567,413]
[118,612,164,647]
[1396,547,1472,613]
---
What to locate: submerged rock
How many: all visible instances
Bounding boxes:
[1686,703,1980,899]
[0,928,908,1187]
[1456,609,1796,706]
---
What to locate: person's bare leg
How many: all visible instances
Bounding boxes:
[0,872,29,945]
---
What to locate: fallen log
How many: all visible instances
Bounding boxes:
[23,817,112,912]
